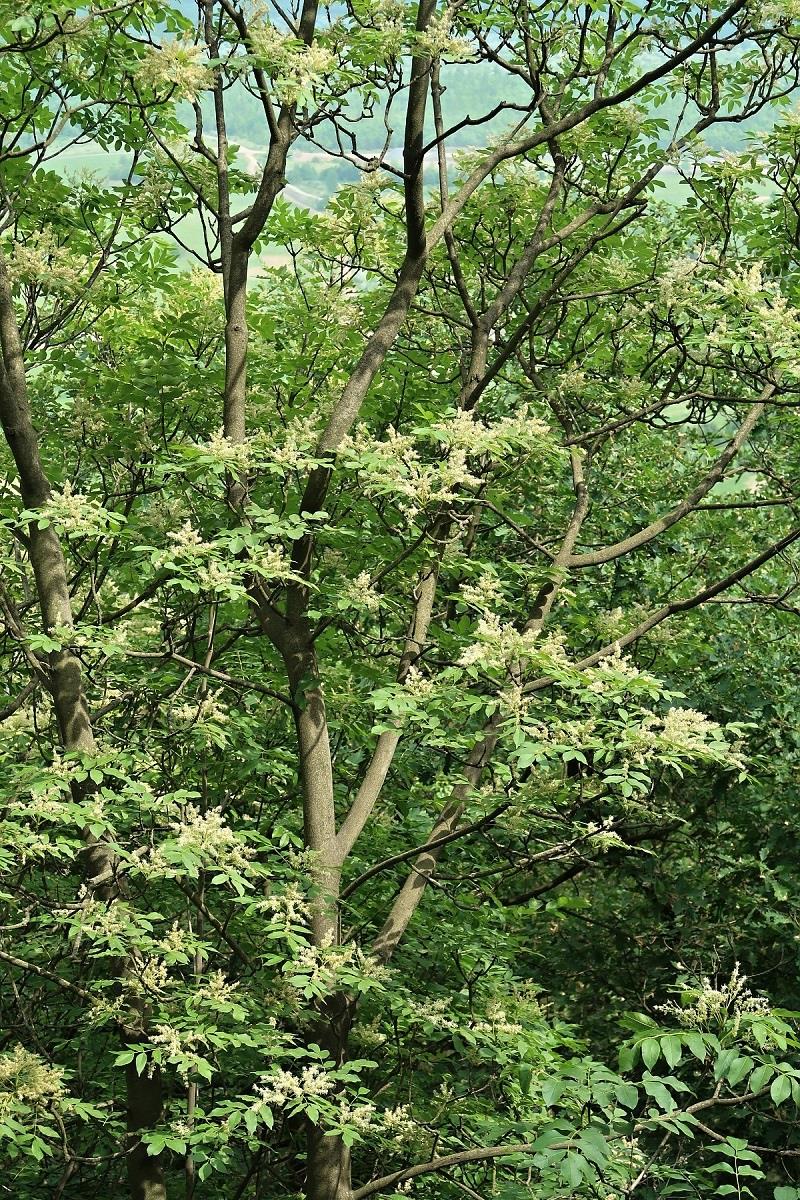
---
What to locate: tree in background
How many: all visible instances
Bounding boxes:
[3,2,800,1199]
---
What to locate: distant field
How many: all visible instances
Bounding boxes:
[50,139,773,272]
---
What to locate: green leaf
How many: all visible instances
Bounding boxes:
[661,1034,682,1068]
[615,1083,639,1110]
[685,1033,707,1062]
[642,1079,675,1111]
[726,1055,754,1087]
[715,1048,739,1082]
[749,1064,774,1092]
[560,1152,586,1188]
[641,1038,661,1070]
[542,1079,565,1107]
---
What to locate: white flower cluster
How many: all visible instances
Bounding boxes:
[658,964,771,1038]
[325,286,362,329]
[381,1104,419,1141]
[172,691,229,738]
[584,646,644,693]
[173,694,227,728]
[1,705,37,738]
[479,998,524,1036]
[40,481,122,539]
[458,613,567,673]
[158,921,193,957]
[460,571,505,614]
[136,33,213,101]
[629,706,735,765]
[335,1097,420,1146]
[139,806,254,878]
[256,1063,334,1107]
[341,570,381,614]
[433,406,551,459]
[61,398,104,446]
[410,997,521,1038]
[9,230,85,294]
[613,103,645,137]
[169,805,254,872]
[342,423,478,518]
[498,682,528,719]
[289,938,389,994]
[259,883,311,930]
[337,1099,378,1135]
[342,409,552,519]
[555,368,587,396]
[248,23,336,104]
[582,821,627,854]
[416,5,474,61]
[266,413,320,471]
[402,665,435,700]
[155,521,293,594]
[150,1024,204,1082]
[72,898,131,944]
[658,256,699,307]
[200,429,255,471]
[0,1046,65,1118]
[163,522,214,559]
[131,958,170,998]
[195,970,240,1008]
[760,0,800,24]
[368,0,407,55]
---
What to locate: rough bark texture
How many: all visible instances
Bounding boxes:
[125,1062,166,1200]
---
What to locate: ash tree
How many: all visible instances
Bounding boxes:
[3,2,800,1199]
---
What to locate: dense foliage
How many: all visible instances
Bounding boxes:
[3,2,800,1199]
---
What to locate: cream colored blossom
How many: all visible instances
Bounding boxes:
[403,665,434,699]
[266,413,320,471]
[136,33,213,100]
[658,964,771,1038]
[256,1063,335,1106]
[416,6,474,60]
[9,230,84,294]
[0,1046,65,1118]
[658,256,699,307]
[40,482,122,539]
[172,690,229,731]
[248,22,336,104]
[259,883,311,928]
[342,412,551,519]
[170,805,254,872]
[342,570,381,614]
[288,938,389,994]
[460,571,505,613]
[458,614,567,673]
[338,1098,377,1134]
[132,958,170,997]
[200,428,255,470]
[760,0,800,23]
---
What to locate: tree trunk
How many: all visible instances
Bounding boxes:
[126,1062,166,1200]
[281,631,352,1200]
[0,250,166,1200]
[307,1121,352,1200]
[307,994,353,1200]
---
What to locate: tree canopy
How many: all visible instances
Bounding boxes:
[3,3,800,1199]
